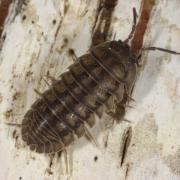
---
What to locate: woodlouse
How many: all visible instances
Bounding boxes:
[22,39,137,153]
[21,8,180,154]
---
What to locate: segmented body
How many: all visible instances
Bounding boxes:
[21,40,137,153]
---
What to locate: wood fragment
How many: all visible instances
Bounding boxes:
[0,0,12,36]
[131,0,155,55]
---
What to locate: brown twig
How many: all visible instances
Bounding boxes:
[0,0,12,36]
[131,0,155,55]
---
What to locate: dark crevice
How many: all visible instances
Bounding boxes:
[91,0,118,47]
[120,127,132,166]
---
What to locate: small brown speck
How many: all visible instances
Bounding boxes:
[26,71,33,78]
[4,109,13,119]
[52,19,56,25]
[68,48,75,55]
[46,70,50,76]
[22,15,26,21]
[46,168,53,175]
[13,92,21,101]
[2,34,6,40]
[94,156,98,162]
[63,37,68,43]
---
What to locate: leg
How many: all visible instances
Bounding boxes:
[5,122,22,127]
[84,126,99,147]
[107,99,126,123]
[34,88,43,96]
[68,48,78,62]
[107,93,133,123]
[123,7,138,43]
[63,149,69,176]
[46,153,55,175]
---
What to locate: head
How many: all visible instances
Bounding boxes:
[97,40,138,65]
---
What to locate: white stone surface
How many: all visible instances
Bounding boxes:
[0,0,180,180]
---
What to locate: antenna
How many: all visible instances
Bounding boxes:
[142,46,180,55]
[123,8,138,43]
